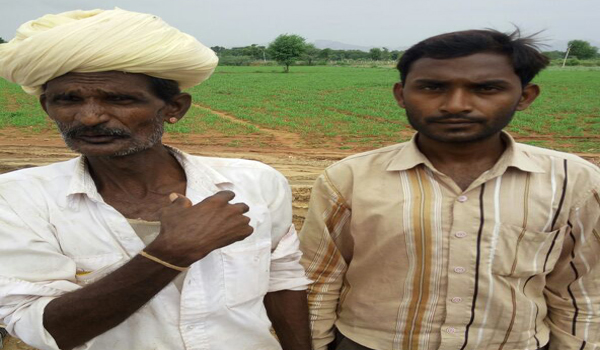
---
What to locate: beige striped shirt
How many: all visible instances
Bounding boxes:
[299,132,600,350]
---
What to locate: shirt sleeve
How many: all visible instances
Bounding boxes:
[544,189,600,350]
[266,170,311,292]
[299,172,351,350]
[0,193,82,350]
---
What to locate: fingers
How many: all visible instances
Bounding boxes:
[212,190,236,202]
[231,202,250,214]
[168,192,193,208]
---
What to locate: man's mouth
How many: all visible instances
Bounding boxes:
[433,119,480,124]
[75,134,127,143]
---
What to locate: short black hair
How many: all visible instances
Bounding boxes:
[148,76,181,103]
[397,29,550,86]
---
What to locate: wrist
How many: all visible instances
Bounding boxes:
[144,237,206,267]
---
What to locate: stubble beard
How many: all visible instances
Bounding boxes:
[55,114,165,158]
[405,108,517,144]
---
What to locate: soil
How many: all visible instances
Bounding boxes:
[0,129,598,350]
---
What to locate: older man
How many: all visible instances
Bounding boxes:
[0,9,311,350]
[300,29,600,350]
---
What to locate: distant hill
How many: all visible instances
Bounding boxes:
[312,38,600,53]
[313,39,407,52]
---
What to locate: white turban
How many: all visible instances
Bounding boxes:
[0,8,218,95]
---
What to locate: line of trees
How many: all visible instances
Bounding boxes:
[213,35,599,71]
[212,34,404,72]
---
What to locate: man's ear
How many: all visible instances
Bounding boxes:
[161,93,192,123]
[393,82,406,109]
[516,84,540,111]
[39,94,49,115]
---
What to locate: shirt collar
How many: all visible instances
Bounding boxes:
[65,146,232,205]
[386,131,545,174]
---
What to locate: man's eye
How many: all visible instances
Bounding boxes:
[475,86,501,92]
[107,95,134,102]
[420,85,443,91]
[54,95,81,102]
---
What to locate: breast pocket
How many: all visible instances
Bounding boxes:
[221,241,271,308]
[492,224,568,277]
[73,254,126,286]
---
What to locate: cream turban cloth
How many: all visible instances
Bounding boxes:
[0,8,218,95]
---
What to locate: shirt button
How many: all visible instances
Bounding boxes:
[454,267,466,274]
[451,297,463,303]
[457,195,468,202]
[455,231,467,238]
[446,327,456,334]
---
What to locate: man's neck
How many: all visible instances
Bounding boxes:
[416,132,506,191]
[85,144,187,199]
[417,133,505,166]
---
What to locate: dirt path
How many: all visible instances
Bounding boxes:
[193,103,308,150]
[0,131,598,350]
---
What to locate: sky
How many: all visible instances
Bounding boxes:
[1,0,599,51]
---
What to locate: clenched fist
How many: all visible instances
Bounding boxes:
[145,190,254,267]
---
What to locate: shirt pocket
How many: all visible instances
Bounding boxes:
[492,224,567,277]
[221,241,271,308]
[73,253,127,286]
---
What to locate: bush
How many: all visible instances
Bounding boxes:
[581,60,600,67]
[218,55,254,66]
[564,58,581,66]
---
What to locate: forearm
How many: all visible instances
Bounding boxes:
[264,290,312,350]
[43,254,181,350]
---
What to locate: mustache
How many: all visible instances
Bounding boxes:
[60,125,131,139]
[424,114,485,123]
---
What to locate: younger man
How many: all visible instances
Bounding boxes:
[300,29,600,350]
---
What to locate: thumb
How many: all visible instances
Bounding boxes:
[168,192,193,208]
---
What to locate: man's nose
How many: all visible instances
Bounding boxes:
[440,89,473,114]
[75,101,110,126]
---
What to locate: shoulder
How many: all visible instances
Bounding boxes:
[515,142,600,202]
[0,158,79,211]
[516,142,599,176]
[325,142,407,176]
[188,154,285,181]
[185,154,290,201]
[0,158,78,189]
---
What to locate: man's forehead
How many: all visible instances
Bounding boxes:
[45,71,153,91]
[407,52,518,82]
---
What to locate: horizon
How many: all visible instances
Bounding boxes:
[1,0,598,52]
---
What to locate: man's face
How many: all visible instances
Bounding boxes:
[394,52,539,143]
[41,71,168,157]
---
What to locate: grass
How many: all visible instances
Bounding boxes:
[0,66,598,153]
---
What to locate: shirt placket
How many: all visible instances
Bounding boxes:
[440,185,485,349]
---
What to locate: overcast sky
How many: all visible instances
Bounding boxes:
[1,0,598,50]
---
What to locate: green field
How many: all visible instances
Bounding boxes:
[0,66,598,153]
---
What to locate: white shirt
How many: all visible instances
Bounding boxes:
[0,148,310,350]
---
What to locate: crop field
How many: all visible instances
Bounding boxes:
[0,67,599,350]
[1,66,599,153]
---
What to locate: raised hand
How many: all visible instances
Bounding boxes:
[145,190,254,267]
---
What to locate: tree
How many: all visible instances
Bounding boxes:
[542,50,565,60]
[567,40,598,60]
[319,48,332,60]
[0,37,6,44]
[243,44,266,60]
[268,34,306,73]
[210,46,226,56]
[382,47,391,60]
[369,48,382,61]
[390,50,403,61]
[303,43,320,65]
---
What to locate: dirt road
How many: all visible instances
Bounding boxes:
[0,131,598,350]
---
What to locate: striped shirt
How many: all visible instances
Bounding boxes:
[299,132,600,350]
